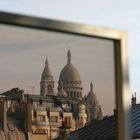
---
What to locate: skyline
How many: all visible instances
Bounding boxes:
[0,24,115,116]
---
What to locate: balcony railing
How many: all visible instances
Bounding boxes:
[32,121,49,125]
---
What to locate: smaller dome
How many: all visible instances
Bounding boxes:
[86,82,99,106]
[41,58,53,80]
[57,81,67,97]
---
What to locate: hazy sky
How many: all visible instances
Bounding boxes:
[0,24,115,115]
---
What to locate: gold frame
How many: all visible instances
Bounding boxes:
[0,11,130,140]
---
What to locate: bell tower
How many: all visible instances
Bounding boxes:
[40,58,55,96]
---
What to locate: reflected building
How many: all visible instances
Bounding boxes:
[0,49,103,140]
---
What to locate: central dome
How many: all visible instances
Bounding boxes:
[59,49,81,83]
[59,63,81,82]
[58,49,82,99]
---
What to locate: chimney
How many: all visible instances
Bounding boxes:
[0,95,7,131]
[135,92,137,103]
[113,109,117,116]
[25,94,32,140]
[131,92,136,106]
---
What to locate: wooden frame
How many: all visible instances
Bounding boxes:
[0,11,130,140]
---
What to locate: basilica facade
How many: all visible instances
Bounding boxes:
[40,49,103,122]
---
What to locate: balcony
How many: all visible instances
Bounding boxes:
[32,121,49,126]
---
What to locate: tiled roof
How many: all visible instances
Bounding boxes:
[0,130,26,140]
[69,116,117,140]
[1,88,24,100]
[131,104,140,138]
[0,117,26,140]
[69,104,140,140]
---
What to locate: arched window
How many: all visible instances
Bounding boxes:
[74,92,76,97]
[80,92,82,98]
[70,91,73,97]
[47,85,52,94]
[77,92,79,97]
[67,91,69,97]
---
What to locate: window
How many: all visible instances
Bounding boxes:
[74,92,76,97]
[38,115,45,122]
[70,91,73,97]
[67,91,69,97]
[80,92,82,98]
[64,117,71,126]
[50,116,58,123]
[77,92,79,97]
[47,85,52,94]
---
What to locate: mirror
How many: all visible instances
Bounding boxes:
[0,12,129,140]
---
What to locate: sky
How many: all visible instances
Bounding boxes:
[0,1,139,104]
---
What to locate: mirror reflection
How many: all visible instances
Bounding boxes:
[0,24,117,140]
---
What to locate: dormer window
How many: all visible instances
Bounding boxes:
[50,116,58,123]
[38,115,46,122]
